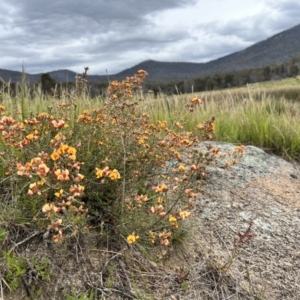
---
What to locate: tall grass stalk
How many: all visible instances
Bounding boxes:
[1,78,299,160]
[144,88,300,161]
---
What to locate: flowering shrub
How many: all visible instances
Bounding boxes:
[0,69,244,247]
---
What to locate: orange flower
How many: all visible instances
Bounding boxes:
[69,184,85,197]
[196,124,204,130]
[191,97,202,104]
[16,162,32,177]
[49,219,63,231]
[42,203,61,214]
[234,145,245,155]
[181,139,192,146]
[36,163,50,177]
[173,151,181,160]
[190,164,198,171]
[74,173,84,182]
[0,116,16,125]
[161,239,170,246]
[73,205,88,215]
[28,182,41,195]
[50,119,65,129]
[175,122,183,129]
[54,169,70,181]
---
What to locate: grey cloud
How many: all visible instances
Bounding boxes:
[1,0,299,75]
[1,0,196,73]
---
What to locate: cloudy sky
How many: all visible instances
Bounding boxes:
[1,0,299,75]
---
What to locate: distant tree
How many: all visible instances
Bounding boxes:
[175,81,185,94]
[41,73,56,94]
[213,75,222,89]
[194,78,207,92]
[146,84,160,98]
[224,73,235,87]
[263,66,271,80]
[274,67,280,75]
[290,64,299,77]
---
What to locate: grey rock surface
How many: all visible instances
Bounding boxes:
[189,142,300,299]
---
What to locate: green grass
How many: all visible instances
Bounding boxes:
[1,76,300,162]
[143,83,300,161]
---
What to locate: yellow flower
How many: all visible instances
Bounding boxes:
[69,154,76,161]
[127,233,139,244]
[157,197,163,204]
[55,189,64,198]
[179,211,191,219]
[169,216,177,223]
[149,231,156,244]
[181,139,192,146]
[26,133,34,140]
[178,164,185,171]
[169,215,178,229]
[109,169,121,180]
[67,146,76,156]
[51,151,60,161]
[37,178,45,186]
[154,183,168,193]
[95,168,103,179]
[53,230,64,243]
[58,144,69,154]
[158,120,167,129]
[173,151,181,160]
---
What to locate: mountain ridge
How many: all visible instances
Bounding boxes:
[1,23,300,84]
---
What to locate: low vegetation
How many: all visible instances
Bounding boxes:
[0,68,298,299]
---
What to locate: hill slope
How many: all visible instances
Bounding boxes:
[1,23,300,83]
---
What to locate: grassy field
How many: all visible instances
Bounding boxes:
[144,81,300,161]
[0,71,299,299]
[1,75,300,161]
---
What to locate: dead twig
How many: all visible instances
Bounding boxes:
[9,231,40,251]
